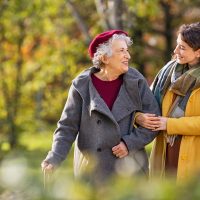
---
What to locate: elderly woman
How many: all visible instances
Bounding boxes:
[135,22,200,182]
[41,30,160,183]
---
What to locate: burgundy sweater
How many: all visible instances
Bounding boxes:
[91,74,123,110]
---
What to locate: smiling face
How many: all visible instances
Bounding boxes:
[103,39,131,76]
[174,34,200,66]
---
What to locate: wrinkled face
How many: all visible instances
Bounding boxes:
[104,39,131,75]
[174,34,200,66]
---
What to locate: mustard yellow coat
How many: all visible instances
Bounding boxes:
[150,87,200,182]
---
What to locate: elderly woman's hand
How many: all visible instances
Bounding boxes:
[135,113,160,130]
[41,161,55,173]
[112,141,128,158]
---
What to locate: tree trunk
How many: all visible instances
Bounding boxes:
[95,0,124,30]
[66,0,91,43]
[95,0,112,30]
[112,0,124,29]
[160,0,174,62]
[0,20,25,148]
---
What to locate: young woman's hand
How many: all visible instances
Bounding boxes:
[153,116,168,131]
[135,113,160,130]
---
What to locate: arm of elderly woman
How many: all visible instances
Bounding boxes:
[41,84,82,173]
[122,78,161,151]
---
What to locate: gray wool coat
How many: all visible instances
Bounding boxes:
[45,67,160,182]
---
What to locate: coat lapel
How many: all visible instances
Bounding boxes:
[111,84,136,122]
[88,80,118,125]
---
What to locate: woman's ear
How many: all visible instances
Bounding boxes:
[101,55,109,64]
[196,49,200,58]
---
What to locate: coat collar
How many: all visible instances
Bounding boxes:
[73,66,142,122]
[88,72,139,123]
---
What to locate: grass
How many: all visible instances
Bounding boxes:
[1,131,200,200]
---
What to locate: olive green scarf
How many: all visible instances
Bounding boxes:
[152,60,200,107]
[152,60,200,146]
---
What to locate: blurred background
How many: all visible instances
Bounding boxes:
[0,0,200,199]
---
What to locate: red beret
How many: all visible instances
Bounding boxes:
[88,30,128,58]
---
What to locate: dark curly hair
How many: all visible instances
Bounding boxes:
[178,22,200,50]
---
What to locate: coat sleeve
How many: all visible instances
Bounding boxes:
[44,84,82,166]
[122,78,161,151]
[167,116,200,135]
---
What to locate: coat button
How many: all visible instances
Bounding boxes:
[97,119,101,125]
[180,155,188,161]
[97,148,102,152]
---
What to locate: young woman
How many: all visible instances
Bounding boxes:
[135,22,200,182]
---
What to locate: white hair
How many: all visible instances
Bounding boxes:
[92,34,133,68]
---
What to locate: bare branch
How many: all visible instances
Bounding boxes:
[66,0,91,43]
